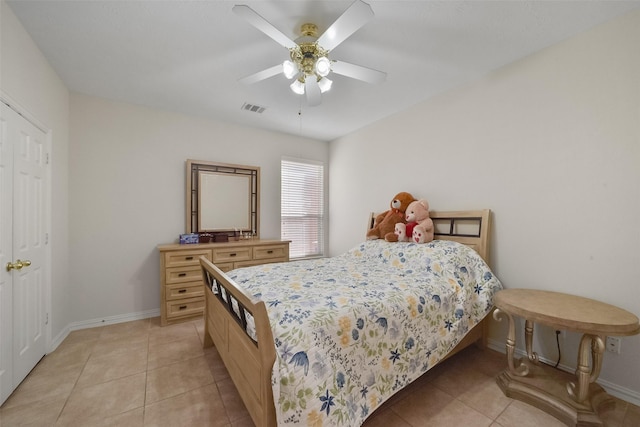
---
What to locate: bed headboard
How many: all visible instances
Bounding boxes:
[367,209,492,264]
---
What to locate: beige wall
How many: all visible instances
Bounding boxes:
[329,10,640,402]
[69,93,328,323]
[1,0,71,341]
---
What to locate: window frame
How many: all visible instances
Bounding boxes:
[280,157,325,260]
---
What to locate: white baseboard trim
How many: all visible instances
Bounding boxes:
[486,338,640,407]
[595,378,640,408]
[49,309,160,353]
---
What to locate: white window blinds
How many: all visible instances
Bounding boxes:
[281,158,324,259]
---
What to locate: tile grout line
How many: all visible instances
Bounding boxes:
[142,320,151,424]
[53,329,100,425]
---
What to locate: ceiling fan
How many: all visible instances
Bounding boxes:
[233,0,387,106]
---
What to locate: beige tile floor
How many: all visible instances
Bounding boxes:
[1,316,638,426]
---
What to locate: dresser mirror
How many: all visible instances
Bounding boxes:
[186,159,259,237]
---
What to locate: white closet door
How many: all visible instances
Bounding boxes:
[0,103,48,405]
[0,102,15,404]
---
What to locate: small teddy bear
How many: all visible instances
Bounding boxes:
[405,199,434,243]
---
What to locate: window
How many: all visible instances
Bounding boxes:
[281,158,324,259]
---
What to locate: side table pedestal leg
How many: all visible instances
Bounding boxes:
[524,319,539,364]
[493,308,529,376]
[567,334,605,404]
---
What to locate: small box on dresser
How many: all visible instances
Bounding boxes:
[158,239,290,326]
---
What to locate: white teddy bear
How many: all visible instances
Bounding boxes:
[405,199,434,243]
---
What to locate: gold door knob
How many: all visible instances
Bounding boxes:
[6,259,32,271]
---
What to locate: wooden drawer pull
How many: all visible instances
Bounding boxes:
[230,253,237,257]
[267,250,274,254]
[178,273,187,277]
[185,256,194,261]
[179,305,187,310]
[178,289,187,293]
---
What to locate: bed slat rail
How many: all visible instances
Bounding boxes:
[433,216,482,238]
[200,256,277,427]
[204,268,256,344]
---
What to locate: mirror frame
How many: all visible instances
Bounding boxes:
[186,159,260,237]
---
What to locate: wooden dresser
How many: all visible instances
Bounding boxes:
[158,239,290,326]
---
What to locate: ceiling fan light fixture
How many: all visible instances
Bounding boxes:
[318,77,332,93]
[282,60,297,79]
[290,79,305,95]
[315,56,331,77]
[235,1,384,106]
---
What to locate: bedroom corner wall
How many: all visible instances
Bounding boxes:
[329,10,640,403]
[68,93,328,324]
[1,0,71,346]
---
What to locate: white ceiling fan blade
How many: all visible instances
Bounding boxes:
[233,5,298,50]
[331,60,386,84]
[239,64,283,85]
[305,78,322,106]
[317,0,374,51]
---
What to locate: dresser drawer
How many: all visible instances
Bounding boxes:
[166,297,205,319]
[234,259,267,269]
[164,249,211,268]
[215,262,235,273]
[212,247,252,263]
[165,265,202,284]
[253,244,288,261]
[165,282,204,301]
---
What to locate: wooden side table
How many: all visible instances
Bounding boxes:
[492,289,639,427]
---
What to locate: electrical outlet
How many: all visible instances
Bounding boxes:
[606,336,622,354]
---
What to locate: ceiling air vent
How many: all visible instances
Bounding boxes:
[241,103,266,114]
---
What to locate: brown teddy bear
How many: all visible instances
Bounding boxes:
[366,192,416,241]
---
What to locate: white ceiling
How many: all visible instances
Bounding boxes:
[7,0,640,141]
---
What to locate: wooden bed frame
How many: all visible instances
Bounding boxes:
[201,209,492,427]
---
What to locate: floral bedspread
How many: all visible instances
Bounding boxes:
[227,240,503,426]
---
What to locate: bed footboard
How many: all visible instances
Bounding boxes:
[200,257,276,427]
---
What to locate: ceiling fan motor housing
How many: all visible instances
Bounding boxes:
[290,23,330,79]
[300,23,318,37]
